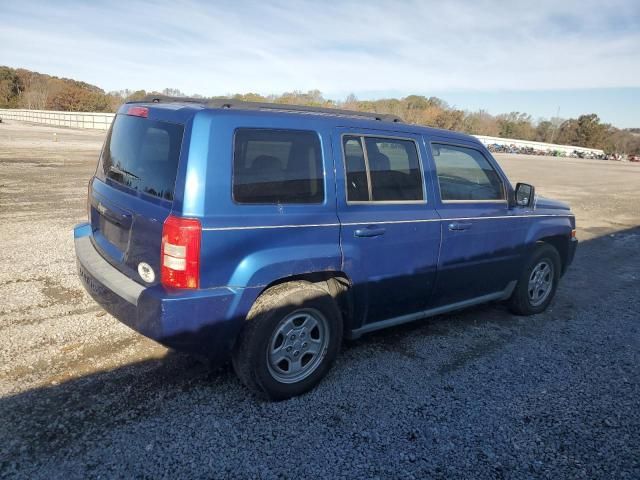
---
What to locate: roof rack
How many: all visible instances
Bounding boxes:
[136,95,404,123]
[132,95,205,106]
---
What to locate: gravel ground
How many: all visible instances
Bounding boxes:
[0,120,638,479]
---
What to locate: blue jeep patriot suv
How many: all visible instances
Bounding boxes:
[75,98,577,399]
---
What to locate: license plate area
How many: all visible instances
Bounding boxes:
[99,215,129,252]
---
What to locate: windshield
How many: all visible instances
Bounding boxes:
[97,114,184,201]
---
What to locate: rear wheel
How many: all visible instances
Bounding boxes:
[232,281,342,400]
[509,243,561,315]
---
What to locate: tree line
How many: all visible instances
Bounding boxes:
[1,66,638,154]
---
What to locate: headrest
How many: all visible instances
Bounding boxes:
[369,152,390,171]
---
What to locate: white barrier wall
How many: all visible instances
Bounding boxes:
[0,108,115,130]
[0,108,605,155]
[474,135,604,156]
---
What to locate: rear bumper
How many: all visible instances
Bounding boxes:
[74,223,257,361]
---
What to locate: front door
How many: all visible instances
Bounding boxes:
[334,128,441,327]
[426,139,529,306]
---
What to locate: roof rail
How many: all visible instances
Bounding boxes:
[136,95,205,105]
[135,95,404,123]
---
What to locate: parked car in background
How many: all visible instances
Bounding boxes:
[75,98,578,399]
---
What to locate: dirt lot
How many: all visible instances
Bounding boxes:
[1,120,638,479]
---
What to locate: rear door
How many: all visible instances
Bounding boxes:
[89,108,187,285]
[334,128,441,327]
[425,138,528,306]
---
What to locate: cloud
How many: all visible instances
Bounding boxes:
[1,0,639,97]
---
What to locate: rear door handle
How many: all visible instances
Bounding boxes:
[354,226,386,238]
[448,222,472,231]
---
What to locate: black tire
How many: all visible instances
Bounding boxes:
[508,243,562,316]
[232,281,343,400]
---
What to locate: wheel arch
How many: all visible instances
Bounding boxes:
[536,235,569,274]
[259,271,355,333]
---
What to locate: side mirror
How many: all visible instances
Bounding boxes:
[515,183,535,207]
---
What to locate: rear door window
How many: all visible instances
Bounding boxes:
[343,135,424,202]
[343,136,369,201]
[98,114,184,201]
[233,129,324,204]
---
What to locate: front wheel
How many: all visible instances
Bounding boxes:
[232,281,342,400]
[508,243,561,315]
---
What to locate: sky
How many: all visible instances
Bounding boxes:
[1,0,639,127]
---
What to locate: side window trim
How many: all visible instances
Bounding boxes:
[360,136,374,202]
[429,140,507,204]
[341,133,427,205]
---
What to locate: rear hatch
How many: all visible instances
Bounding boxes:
[89,107,187,285]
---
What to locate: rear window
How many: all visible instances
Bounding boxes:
[98,114,184,201]
[233,128,324,204]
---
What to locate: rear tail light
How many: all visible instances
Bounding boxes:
[127,106,149,118]
[570,229,577,239]
[161,215,201,289]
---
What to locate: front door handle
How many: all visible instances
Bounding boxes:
[354,226,386,238]
[448,222,472,231]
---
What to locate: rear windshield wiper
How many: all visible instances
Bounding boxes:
[109,165,140,180]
